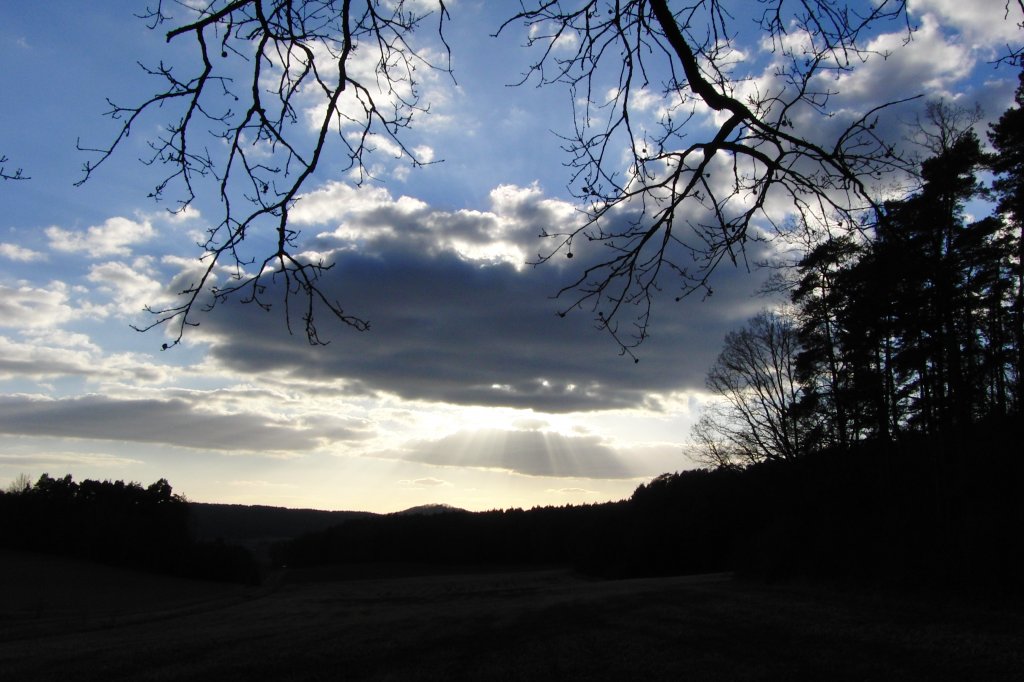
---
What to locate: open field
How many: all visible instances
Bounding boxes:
[1,550,1021,681]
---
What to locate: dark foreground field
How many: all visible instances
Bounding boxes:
[1,550,1021,681]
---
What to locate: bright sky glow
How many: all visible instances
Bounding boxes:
[0,1,1020,512]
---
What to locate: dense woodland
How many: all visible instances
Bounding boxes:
[260,415,1021,594]
[694,75,1024,468]
[0,475,260,585]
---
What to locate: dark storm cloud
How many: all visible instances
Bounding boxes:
[0,394,364,452]
[398,429,636,479]
[217,229,763,410]
[192,178,772,412]
[198,240,762,412]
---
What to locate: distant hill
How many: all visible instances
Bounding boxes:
[188,503,376,544]
[391,504,467,517]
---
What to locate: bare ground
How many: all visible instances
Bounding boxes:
[1,550,1021,681]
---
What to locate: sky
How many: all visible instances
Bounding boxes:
[0,0,1021,513]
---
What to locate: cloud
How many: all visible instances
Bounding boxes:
[194,181,760,413]
[707,8,1020,211]
[394,428,638,479]
[547,487,598,495]
[197,248,747,411]
[831,13,974,101]
[0,336,100,380]
[0,394,367,453]
[86,260,165,314]
[910,0,1024,46]
[0,451,143,468]
[0,282,81,330]
[0,335,174,385]
[46,216,155,258]
[398,477,451,488]
[293,180,565,267]
[0,243,46,262]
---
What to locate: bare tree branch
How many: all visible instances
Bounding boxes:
[501,0,920,353]
[79,0,452,348]
[80,0,1004,354]
[0,154,28,181]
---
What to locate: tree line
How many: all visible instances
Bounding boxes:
[0,474,260,585]
[694,72,1024,467]
[268,415,1022,593]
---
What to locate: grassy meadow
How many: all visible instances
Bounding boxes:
[1,549,1022,681]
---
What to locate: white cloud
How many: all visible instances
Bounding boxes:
[833,13,973,100]
[529,21,580,53]
[86,260,164,314]
[298,34,453,140]
[910,0,1024,46]
[398,476,451,488]
[164,205,203,223]
[46,216,155,258]
[412,145,436,163]
[294,179,576,267]
[0,282,81,330]
[348,132,406,159]
[0,243,46,262]
[291,182,405,226]
[547,487,598,495]
[0,335,173,386]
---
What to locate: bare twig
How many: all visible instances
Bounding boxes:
[502,0,919,353]
[80,0,452,348]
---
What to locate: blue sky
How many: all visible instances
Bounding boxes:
[0,1,1020,512]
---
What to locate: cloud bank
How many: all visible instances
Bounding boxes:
[194,182,764,413]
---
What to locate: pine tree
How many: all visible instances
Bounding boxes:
[988,68,1024,410]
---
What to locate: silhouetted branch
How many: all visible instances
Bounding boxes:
[0,154,28,181]
[81,0,452,348]
[501,0,921,353]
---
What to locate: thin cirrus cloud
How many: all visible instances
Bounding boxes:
[0,452,142,468]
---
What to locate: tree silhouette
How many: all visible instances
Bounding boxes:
[696,84,1024,463]
[790,235,865,447]
[0,474,259,584]
[876,125,1001,432]
[988,68,1024,409]
[77,0,944,351]
[692,310,810,467]
[751,95,1023,453]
